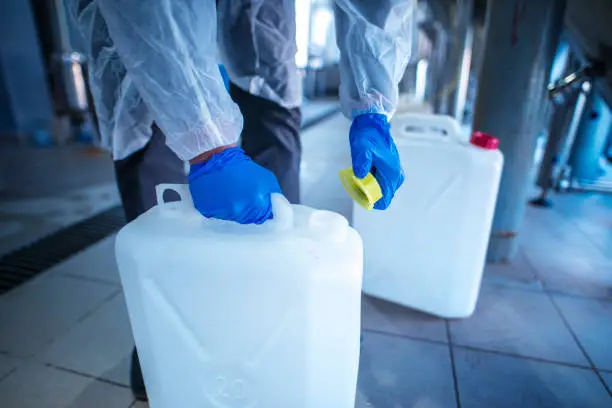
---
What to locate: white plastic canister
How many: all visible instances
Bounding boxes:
[115,186,363,408]
[354,113,503,318]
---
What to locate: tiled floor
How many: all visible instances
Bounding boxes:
[0,182,121,257]
[452,349,611,408]
[1,114,611,407]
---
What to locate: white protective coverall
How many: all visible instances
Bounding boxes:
[67,0,416,161]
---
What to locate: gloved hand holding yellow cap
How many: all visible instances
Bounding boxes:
[342,114,405,211]
[338,168,383,210]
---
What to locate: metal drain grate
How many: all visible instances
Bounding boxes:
[0,206,125,295]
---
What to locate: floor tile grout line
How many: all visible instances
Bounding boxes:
[517,251,550,292]
[0,352,28,364]
[519,250,591,303]
[546,292,598,367]
[546,293,612,397]
[45,362,130,389]
[520,251,612,304]
[481,282,546,296]
[0,354,132,389]
[550,201,611,260]
[482,251,557,299]
[361,328,448,346]
[452,344,597,370]
[0,367,17,383]
[542,288,612,303]
[26,289,122,362]
[445,321,462,408]
[74,289,122,325]
[60,271,122,288]
[486,280,612,303]
[130,399,148,407]
[363,327,602,371]
[0,353,132,389]
[496,248,612,303]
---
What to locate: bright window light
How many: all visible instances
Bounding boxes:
[415,59,428,102]
[295,0,311,68]
[311,8,334,48]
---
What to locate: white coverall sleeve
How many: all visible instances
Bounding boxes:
[96,0,243,161]
[334,0,416,119]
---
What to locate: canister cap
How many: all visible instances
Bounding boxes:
[338,168,383,211]
[470,132,499,150]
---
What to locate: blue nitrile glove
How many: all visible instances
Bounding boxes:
[188,147,281,224]
[349,113,405,210]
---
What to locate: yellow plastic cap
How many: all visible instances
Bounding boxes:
[338,167,383,210]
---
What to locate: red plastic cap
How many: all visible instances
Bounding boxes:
[470,132,499,150]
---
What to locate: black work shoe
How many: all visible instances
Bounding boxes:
[130,347,148,402]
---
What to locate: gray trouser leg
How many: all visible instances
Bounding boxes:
[113,124,185,400]
[114,124,187,222]
[230,83,302,204]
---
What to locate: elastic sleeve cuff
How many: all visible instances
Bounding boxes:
[339,88,395,121]
[164,118,242,161]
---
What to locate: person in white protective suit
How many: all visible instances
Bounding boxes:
[67,0,415,401]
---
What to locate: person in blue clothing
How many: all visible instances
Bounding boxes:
[68,0,415,401]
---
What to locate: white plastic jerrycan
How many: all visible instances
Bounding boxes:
[115,185,363,408]
[354,113,503,319]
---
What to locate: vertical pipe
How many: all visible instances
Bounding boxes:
[53,0,72,52]
[425,22,448,108]
[605,124,612,160]
[551,83,592,188]
[435,0,474,118]
[452,24,474,122]
[472,0,566,262]
[422,0,450,108]
[534,50,579,196]
[535,88,580,193]
[569,94,612,181]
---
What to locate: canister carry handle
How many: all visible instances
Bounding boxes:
[156,183,192,207]
[155,184,293,232]
[392,113,466,143]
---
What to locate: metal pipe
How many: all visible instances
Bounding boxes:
[53,0,72,52]
[424,21,449,108]
[568,93,612,181]
[550,82,592,190]
[435,0,474,119]
[531,87,580,206]
[453,23,474,123]
[548,61,606,102]
[531,50,579,206]
[472,0,566,262]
